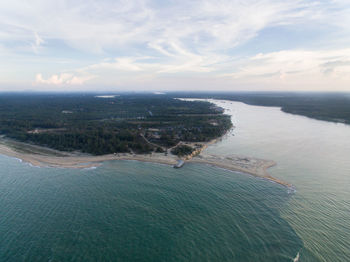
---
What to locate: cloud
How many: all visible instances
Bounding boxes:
[1,0,350,91]
[1,0,346,55]
[35,73,95,85]
[219,48,350,90]
[86,57,144,71]
[31,32,44,53]
[82,47,219,75]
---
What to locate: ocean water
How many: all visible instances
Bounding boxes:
[0,100,349,262]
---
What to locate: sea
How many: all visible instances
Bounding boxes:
[0,100,349,262]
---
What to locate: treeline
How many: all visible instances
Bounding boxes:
[169,92,350,125]
[10,130,151,155]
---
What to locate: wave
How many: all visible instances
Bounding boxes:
[293,251,300,262]
[287,186,297,195]
[28,163,41,168]
[83,166,97,170]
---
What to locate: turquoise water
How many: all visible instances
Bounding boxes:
[1,158,301,261]
[1,100,349,261]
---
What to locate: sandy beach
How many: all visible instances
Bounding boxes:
[0,137,291,187]
[0,139,178,168]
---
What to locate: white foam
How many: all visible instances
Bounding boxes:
[293,252,300,262]
[28,163,41,168]
[83,166,97,170]
[287,186,297,194]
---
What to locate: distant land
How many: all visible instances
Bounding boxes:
[0,93,232,156]
[1,91,348,188]
[0,93,293,186]
[1,92,348,156]
[170,92,350,125]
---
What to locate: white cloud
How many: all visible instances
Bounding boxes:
[1,0,345,55]
[35,73,95,85]
[31,32,44,53]
[86,57,143,71]
[213,48,350,91]
[226,49,350,79]
[1,0,350,90]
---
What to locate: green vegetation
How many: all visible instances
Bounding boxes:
[171,145,195,156]
[171,92,350,125]
[0,94,232,155]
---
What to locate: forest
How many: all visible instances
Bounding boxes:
[171,92,350,125]
[0,93,232,155]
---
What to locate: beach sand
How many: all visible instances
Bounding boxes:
[0,138,291,187]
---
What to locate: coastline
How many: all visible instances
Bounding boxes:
[0,139,178,169]
[0,136,291,188]
[0,98,292,188]
[189,154,291,187]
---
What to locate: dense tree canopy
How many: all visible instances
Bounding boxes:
[0,94,232,155]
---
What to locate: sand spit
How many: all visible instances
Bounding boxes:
[189,154,290,187]
[0,138,290,187]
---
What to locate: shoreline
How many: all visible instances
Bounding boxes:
[189,154,291,187]
[0,137,291,188]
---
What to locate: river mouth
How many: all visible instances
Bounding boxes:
[1,98,349,261]
[204,99,350,262]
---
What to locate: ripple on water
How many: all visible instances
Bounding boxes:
[0,156,310,262]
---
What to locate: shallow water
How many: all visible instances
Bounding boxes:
[0,100,349,261]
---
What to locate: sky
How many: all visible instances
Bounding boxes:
[0,0,350,92]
